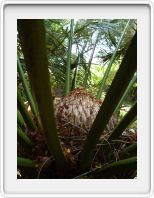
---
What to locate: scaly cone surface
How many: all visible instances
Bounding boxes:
[56,87,117,137]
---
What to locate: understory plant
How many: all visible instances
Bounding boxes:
[17,19,137,179]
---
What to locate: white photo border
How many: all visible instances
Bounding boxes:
[1,1,153,197]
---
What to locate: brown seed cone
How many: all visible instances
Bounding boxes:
[55,87,117,137]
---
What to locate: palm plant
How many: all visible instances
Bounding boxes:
[17,19,137,179]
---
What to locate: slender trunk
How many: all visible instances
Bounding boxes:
[83,33,99,88]
[65,19,74,95]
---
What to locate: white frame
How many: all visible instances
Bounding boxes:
[0,1,153,197]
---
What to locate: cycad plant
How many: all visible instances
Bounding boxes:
[17,19,137,179]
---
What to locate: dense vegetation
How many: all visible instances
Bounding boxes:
[17,19,137,179]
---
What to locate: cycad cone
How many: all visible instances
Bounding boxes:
[56,87,116,137]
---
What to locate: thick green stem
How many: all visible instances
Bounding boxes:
[96,20,130,99]
[114,74,137,113]
[17,110,25,128]
[17,126,34,147]
[17,91,36,130]
[108,102,137,141]
[17,19,68,171]
[79,32,137,170]
[119,143,137,159]
[17,157,35,168]
[93,157,137,178]
[77,157,137,178]
[17,56,38,117]
[65,19,74,95]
